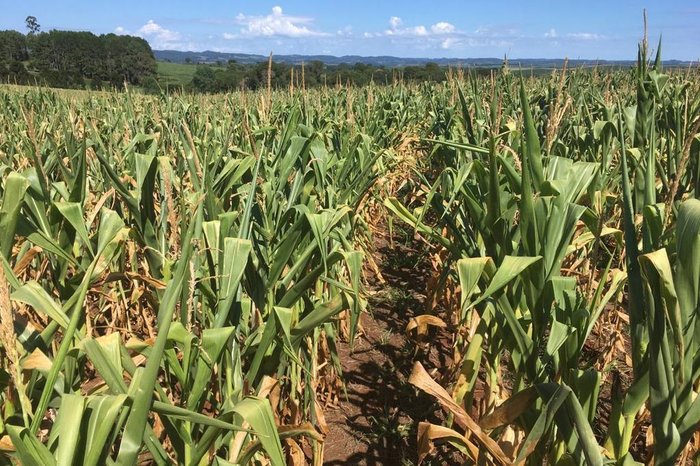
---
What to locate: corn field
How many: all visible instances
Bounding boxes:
[0,39,699,466]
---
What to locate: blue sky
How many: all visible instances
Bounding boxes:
[1,1,698,60]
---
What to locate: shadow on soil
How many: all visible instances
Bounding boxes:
[324,240,455,465]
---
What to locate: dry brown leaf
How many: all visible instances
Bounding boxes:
[417,421,478,464]
[153,413,165,439]
[479,386,539,430]
[125,271,166,289]
[230,424,250,462]
[22,348,53,372]
[498,425,525,460]
[616,310,630,324]
[81,376,107,395]
[278,422,324,442]
[409,362,511,465]
[132,354,147,367]
[285,438,306,466]
[258,376,279,399]
[12,246,42,276]
[125,336,154,350]
[313,399,328,434]
[406,314,447,337]
[0,435,14,452]
[86,187,115,227]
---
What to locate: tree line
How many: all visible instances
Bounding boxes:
[0,20,156,89]
[187,60,476,93]
[0,17,493,93]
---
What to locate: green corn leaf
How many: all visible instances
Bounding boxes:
[0,172,30,259]
[30,209,126,434]
[215,237,252,327]
[231,397,285,466]
[342,250,363,341]
[187,327,235,409]
[456,257,492,308]
[115,203,202,465]
[639,248,682,465]
[675,199,700,337]
[290,294,351,348]
[520,79,545,191]
[54,201,94,255]
[423,138,489,155]
[6,425,56,466]
[12,282,70,330]
[50,394,87,466]
[82,395,129,466]
[469,255,542,309]
[515,385,569,464]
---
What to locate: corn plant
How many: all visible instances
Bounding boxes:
[0,85,394,465]
[386,38,700,465]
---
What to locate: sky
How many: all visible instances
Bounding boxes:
[1,1,698,60]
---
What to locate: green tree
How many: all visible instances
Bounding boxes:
[25,16,40,35]
[192,66,217,92]
[29,30,156,88]
[0,30,29,64]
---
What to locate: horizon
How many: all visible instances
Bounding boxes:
[1,2,699,61]
[153,49,696,64]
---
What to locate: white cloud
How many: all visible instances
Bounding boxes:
[366,17,515,50]
[121,20,200,50]
[173,11,528,55]
[475,26,518,37]
[138,20,179,41]
[337,25,353,36]
[431,22,455,34]
[545,28,557,38]
[233,6,328,38]
[466,38,513,48]
[385,17,447,37]
[413,25,428,36]
[136,20,182,48]
[441,38,458,49]
[567,32,605,41]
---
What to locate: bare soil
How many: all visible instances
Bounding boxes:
[323,234,455,465]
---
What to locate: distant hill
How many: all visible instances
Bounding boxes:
[154,50,694,69]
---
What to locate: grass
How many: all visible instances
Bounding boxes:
[156,61,225,87]
[156,61,198,86]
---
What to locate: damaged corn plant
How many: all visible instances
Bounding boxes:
[388,39,700,464]
[0,31,699,466]
[0,85,397,464]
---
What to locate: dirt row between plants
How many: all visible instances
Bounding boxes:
[323,230,455,465]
